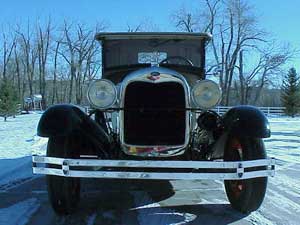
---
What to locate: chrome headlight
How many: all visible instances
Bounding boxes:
[191,80,221,109]
[87,79,117,109]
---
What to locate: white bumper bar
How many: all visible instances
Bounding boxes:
[32,155,275,180]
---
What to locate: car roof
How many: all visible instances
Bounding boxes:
[95,32,212,41]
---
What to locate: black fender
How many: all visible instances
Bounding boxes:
[210,105,270,159]
[38,104,82,137]
[37,104,111,149]
[222,105,271,138]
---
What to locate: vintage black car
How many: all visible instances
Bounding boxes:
[32,32,275,215]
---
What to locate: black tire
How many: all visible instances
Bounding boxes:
[46,135,81,215]
[224,136,268,214]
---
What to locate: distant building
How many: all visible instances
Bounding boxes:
[24,94,43,111]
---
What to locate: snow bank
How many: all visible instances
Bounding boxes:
[0,113,47,159]
[0,113,47,186]
[0,156,33,186]
[268,116,300,122]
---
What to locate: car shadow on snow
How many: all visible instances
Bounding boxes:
[75,179,247,225]
[130,204,247,225]
[1,176,248,225]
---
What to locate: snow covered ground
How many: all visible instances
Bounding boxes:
[0,113,46,159]
[265,117,300,163]
[0,113,47,186]
[0,113,299,225]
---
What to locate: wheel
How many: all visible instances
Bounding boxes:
[46,135,81,215]
[224,136,268,213]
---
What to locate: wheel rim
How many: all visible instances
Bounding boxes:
[228,138,244,199]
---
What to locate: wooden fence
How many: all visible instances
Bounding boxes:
[214,106,285,116]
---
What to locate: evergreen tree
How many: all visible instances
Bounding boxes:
[281,68,300,117]
[0,79,19,121]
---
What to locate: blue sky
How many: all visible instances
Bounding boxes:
[1,0,299,68]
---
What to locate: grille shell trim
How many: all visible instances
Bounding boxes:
[118,68,192,156]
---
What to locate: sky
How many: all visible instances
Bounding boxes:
[1,0,300,69]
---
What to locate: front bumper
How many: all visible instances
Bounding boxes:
[32,156,275,180]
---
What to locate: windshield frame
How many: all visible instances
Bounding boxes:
[96,32,211,78]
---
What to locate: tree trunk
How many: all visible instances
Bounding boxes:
[52,42,60,105]
[68,65,75,103]
[238,50,245,104]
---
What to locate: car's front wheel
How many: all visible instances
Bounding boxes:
[46,135,81,215]
[224,136,268,214]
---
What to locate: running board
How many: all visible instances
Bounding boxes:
[32,155,275,180]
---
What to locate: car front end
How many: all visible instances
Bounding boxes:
[32,32,275,215]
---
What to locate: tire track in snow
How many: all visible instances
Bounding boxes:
[0,177,37,192]
[267,189,300,214]
[246,210,275,225]
[0,198,40,225]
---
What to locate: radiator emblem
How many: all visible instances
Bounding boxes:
[147,72,160,81]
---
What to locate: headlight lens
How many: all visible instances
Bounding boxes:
[191,80,221,109]
[87,79,117,109]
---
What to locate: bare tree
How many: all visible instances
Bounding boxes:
[58,22,103,104]
[58,22,77,103]
[51,41,60,104]
[249,45,294,104]
[1,33,16,80]
[127,18,160,32]
[172,0,271,105]
[0,19,107,108]
[74,25,99,104]
[17,23,38,98]
[171,5,200,32]
[127,22,143,32]
[215,0,267,105]
[13,43,23,103]
[37,20,51,108]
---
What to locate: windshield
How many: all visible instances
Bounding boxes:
[102,39,204,69]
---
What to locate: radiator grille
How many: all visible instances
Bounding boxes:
[123,82,186,145]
